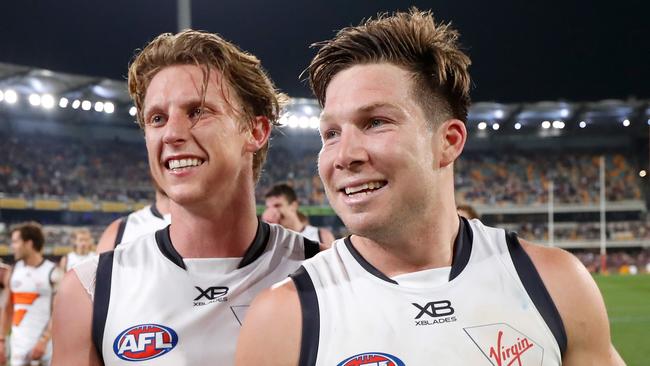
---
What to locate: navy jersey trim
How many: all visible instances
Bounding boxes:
[344,237,398,285]
[304,237,320,259]
[113,217,127,248]
[155,225,186,270]
[150,203,164,219]
[505,231,568,356]
[291,266,320,366]
[449,216,474,281]
[93,250,114,359]
[238,220,271,268]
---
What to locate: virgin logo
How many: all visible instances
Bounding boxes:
[489,330,534,366]
[463,323,545,366]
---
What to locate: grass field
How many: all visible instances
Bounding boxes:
[595,274,650,366]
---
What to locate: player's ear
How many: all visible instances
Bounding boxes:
[438,118,466,168]
[245,116,271,153]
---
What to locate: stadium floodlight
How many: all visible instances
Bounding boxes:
[298,116,310,129]
[287,115,299,128]
[302,105,314,115]
[560,108,569,118]
[541,121,551,129]
[81,100,92,111]
[4,89,17,104]
[514,122,522,130]
[552,120,565,129]
[494,110,504,119]
[622,119,630,127]
[492,123,500,130]
[278,114,289,126]
[129,106,137,116]
[640,170,647,178]
[104,102,115,114]
[29,93,41,107]
[59,97,69,108]
[72,99,81,109]
[309,116,319,129]
[647,119,650,126]
[579,121,587,128]
[0,90,4,102]
[477,121,487,130]
[94,101,104,112]
[41,94,55,109]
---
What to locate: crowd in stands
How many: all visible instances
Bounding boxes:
[504,219,650,243]
[0,132,152,202]
[455,152,642,205]
[0,133,644,208]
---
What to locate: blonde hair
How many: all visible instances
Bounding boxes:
[128,29,286,181]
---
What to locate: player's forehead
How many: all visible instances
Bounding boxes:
[321,63,422,123]
[266,195,289,205]
[143,64,238,114]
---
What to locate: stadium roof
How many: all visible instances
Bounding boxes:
[0,0,648,103]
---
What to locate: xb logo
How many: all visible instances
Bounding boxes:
[194,286,229,301]
[413,300,454,319]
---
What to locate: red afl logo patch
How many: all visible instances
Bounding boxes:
[337,352,405,366]
[113,323,178,361]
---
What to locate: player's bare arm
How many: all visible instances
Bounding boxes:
[96,217,122,254]
[522,239,625,365]
[51,271,102,366]
[235,278,301,366]
[318,228,336,247]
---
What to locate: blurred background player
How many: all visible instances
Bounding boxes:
[456,203,479,220]
[95,188,171,253]
[59,228,96,272]
[262,183,335,245]
[1,222,61,366]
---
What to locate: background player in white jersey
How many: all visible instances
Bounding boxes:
[1,222,61,366]
[95,189,171,253]
[51,30,319,366]
[237,9,625,366]
[59,228,97,271]
[262,183,335,245]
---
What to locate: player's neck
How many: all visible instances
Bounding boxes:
[167,193,259,259]
[23,252,44,267]
[352,210,460,277]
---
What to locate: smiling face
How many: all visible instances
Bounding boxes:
[318,63,454,240]
[143,64,257,209]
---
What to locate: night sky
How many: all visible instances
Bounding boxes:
[1,0,648,103]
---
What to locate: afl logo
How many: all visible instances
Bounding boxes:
[113,323,178,361]
[337,352,405,366]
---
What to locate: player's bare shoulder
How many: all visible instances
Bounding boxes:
[519,238,625,365]
[235,278,301,366]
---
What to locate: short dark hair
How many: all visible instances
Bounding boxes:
[11,222,45,252]
[308,8,471,125]
[265,183,298,204]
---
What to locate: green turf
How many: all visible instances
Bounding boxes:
[595,274,650,366]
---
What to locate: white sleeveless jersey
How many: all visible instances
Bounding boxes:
[300,225,321,243]
[65,251,98,272]
[114,204,170,248]
[292,218,566,366]
[10,260,57,366]
[85,221,319,365]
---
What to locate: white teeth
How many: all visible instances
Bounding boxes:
[344,181,385,195]
[167,158,203,170]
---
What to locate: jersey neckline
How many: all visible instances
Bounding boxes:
[343,216,473,285]
[154,220,271,270]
